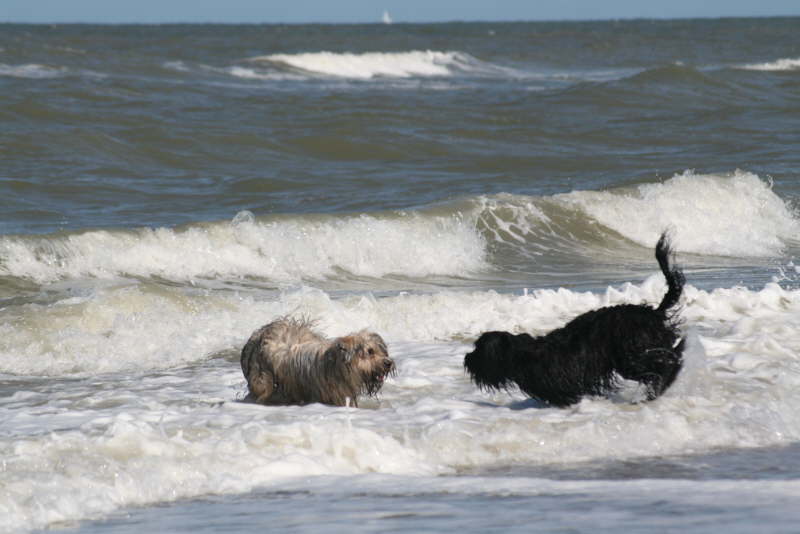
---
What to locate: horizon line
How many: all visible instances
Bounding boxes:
[1,13,798,26]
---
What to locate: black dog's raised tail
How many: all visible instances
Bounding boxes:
[655,232,685,315]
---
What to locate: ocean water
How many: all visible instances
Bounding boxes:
[2,18,800,533]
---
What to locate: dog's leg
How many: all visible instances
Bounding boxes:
[248,370,276,404]
[621,343,684,401]
[643,341,685,400]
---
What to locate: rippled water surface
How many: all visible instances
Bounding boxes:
[2,18,800,533]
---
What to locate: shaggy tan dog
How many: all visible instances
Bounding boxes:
[240,317,395,407]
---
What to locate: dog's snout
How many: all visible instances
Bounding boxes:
[383,358,394,370]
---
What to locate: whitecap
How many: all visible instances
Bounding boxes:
[0,63,67,79]
[247,50,516,79]
[739,57,800,71]
[555,170,799,257]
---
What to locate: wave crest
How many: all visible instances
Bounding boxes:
[0,212,487,284]
[0,63,67,79]
[1,172,794,286]
[554,170,798,257]
[739,57,800,71]
[246,50,512,79]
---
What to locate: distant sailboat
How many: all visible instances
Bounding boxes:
[382,10,393,24]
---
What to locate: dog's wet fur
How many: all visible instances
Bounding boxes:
[464,232,685,407]
[241,317,395,407]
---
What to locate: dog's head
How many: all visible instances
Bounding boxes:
[335,331,395,396]
[464,331,518,391]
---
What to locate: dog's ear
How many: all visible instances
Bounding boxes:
[464,331,517,391]
[335,336,359,362]
[365,333,388,357]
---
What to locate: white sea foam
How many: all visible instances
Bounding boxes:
[226,65,284,80]
[162,60,191,72]
[0,63,67,79]
[0,212,486,284]
[2,272,799,380]
[555,170,799,257]
[223,65,309,81]
[1,171,795,287]
[161,60,307,82]
[740,57,800,71]
[4,279,800,530]
[0,274,704,376]
[0,288,797,528]
[248,50,507,79]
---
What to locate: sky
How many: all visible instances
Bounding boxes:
[1,0,798,24]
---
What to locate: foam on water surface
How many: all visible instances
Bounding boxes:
[553,170,799,257]
[739,57,800,71]
[0,63,67,79]
[4,271,800,375]
[2,302,800,532]
[0,212,487,285]
[246,50,513,79]
[4,274,800,530]
[0,172,795,287]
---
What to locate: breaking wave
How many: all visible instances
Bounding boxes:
[245,50,517,79]
[0,211,487,284]
[0,171,795,285]
[739,57,800,71]
[0,63,68,79]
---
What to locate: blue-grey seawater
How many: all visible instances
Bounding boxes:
[1,18,800,533]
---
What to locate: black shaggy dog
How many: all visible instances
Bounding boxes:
[464,232,685,407]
